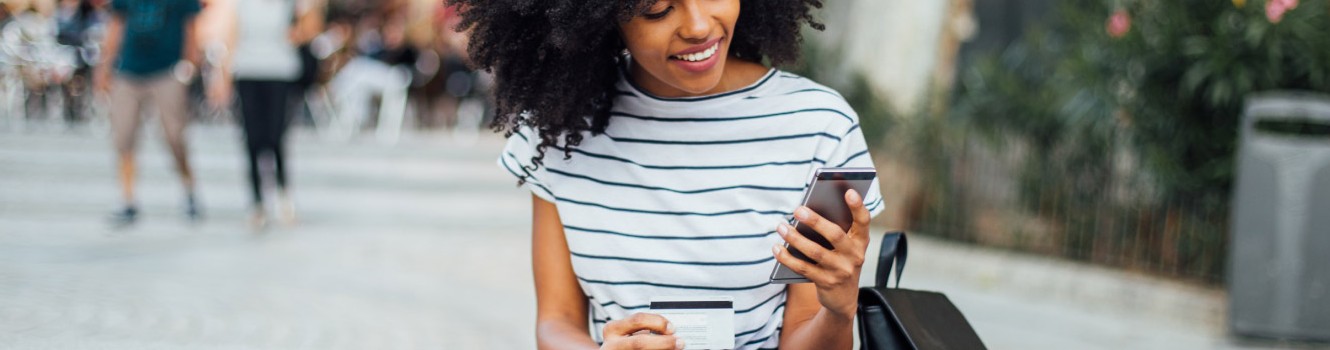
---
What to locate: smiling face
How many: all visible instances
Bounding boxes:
[619,0,743,98]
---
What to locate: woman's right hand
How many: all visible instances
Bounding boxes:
[600,313,684,350]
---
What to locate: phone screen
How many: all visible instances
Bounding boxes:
[771,168,876,283]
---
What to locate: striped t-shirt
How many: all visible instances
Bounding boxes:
[498,68,884,349]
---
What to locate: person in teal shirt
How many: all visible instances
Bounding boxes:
[94,0,203,226]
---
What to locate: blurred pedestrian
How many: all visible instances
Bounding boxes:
[55,0,99,125]
[93,0,203,226]
[213,0,320,228]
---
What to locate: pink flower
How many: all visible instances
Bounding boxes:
[1107,10,1131,38]
[1267,0,1300,23]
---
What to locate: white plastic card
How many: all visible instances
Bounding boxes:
[649,296,735,349]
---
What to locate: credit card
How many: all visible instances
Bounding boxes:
[649,296,735,350]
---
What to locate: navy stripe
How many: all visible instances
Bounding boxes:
[614,90,636,97]
[610,107,853,124]
[744,334,776,346]
[597,299,648,311]
[842,123,861,136]
[866,197,884,212]
[546,167,804,194]
[737,291,785,314]
[578,277,771,291]
[570,251,774,266]
[620,68,777,102]
[737,303,787,343]
[557,145,827,170]
[833,149,870,167]
[498,153,554,196]
[557,196,790,217]
[564,225,776,241]
[736,325,764,337]
[736,314,784,339]
[744,88,843,100]
[604,132,841,145]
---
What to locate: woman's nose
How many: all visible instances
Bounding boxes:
[677,2,712,41]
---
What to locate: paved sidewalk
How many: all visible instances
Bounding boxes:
[0,124,537,349]
[0,123,1318,349]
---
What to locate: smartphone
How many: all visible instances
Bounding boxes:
[770,167,877,284]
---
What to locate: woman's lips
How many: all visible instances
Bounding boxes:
[670,37,723,58]
[668,39,722,74]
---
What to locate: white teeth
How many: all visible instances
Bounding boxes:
[673,43,718,62]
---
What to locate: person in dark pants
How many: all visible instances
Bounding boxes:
[213,0,322,229]
[235,80,293,228]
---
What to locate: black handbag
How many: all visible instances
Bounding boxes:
[857,232,987,350]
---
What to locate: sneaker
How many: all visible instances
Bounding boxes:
[185,194,202,222]
[109,206,138,227]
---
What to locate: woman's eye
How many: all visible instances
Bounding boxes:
[643,6,672,20]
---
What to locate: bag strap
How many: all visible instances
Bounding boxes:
[874,231,908,289]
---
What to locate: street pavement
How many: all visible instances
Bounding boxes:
[0,121,1321,349]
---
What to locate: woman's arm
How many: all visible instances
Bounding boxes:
[532,195,600,350]
[778,284,854,350]
[532,195,682,350]
[183,16,201,69]
[205,0,236,108]
[775,190,874,350]
[290,0,325,44]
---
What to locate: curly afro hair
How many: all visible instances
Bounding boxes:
[452,0,825,172]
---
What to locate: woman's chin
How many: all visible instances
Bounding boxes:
[666,74,726,96]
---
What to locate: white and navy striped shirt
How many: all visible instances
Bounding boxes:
[499,68,884,349]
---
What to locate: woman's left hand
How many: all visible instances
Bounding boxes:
[771,189,872,319]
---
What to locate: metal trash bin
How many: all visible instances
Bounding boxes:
[1229,91,1330,342]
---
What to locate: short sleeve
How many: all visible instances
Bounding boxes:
[824,123,885,218]
[497,126,556,203]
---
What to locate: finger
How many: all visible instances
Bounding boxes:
[772,243,830,285]
[602,334,680,350]
[605,313,673,337]
[625,334,683,350]
[845,189,873,246]
[777,222,832,264]
[792,206,849,250]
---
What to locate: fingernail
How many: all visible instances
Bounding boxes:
[772,244,781,256]
[847,189,861,203]
[776,224,787,237]
[667,321,675,334]
[794,207,809,220]
[676,338,686,349]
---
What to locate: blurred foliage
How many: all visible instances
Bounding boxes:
[956,0,1330,210]
[943,0,1330,282]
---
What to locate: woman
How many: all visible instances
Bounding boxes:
[216,0,320,228]
[460,0,884,348]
